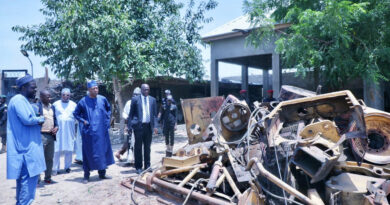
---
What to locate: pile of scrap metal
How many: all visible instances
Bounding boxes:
[123,85,390,205]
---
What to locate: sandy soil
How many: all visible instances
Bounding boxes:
[0,125,188,205]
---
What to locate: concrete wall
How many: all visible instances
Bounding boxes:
[210,35,276,60]
[118,77,261,123]
[281,71,364,99]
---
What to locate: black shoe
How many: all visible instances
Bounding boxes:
[74,160,83,165]
[44,179,57,184]
[65,168,71,173]
[136,169,143,174]
[121,162,132,167]
[99,175,112,180]
[166,151,172,157]
[82,177,89,184]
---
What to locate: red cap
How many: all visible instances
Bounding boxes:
[239,89,247,94]
[267,89,274,93]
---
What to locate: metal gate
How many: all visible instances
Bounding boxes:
[1,70,27,102]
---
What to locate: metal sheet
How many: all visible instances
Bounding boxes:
[300,120,341,143]
[279,85,316,101]
[265,90,366,147]
[292,145,340,183]
[181,96,225,144]
[326,173,386,205]
[334,161,390,179]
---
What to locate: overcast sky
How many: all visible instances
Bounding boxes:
[0,0,258,80]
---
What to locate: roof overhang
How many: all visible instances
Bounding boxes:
[202,23,291,43]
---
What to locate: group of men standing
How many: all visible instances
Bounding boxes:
[5,73,178,204]
[115,85,177,174]
[6,75,114,204]
[32,88,79,184]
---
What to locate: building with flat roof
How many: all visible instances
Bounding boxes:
[202,15,388,110]
[201,14,290,99]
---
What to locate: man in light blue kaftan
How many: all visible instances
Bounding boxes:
[7,74,45,205]
[73,80,114,183]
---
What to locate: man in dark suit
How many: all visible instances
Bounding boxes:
[128,84,158,174]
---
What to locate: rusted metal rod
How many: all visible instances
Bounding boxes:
[153,185,197,205]
[178,167,201,187]
[158,163,207,177]
[206,156,223,192]
[222,167,242,198]
[215,173,226,189]
[206,173,226,196]
[246,158,316,205]
[148,176,232,205]
[308,189,325,205]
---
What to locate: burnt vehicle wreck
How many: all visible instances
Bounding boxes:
[123,85,390,205]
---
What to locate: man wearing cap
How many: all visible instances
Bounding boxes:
[114,87,141,163]
[160,95,177,157]
[158,89,176,127]
[263,90,276,102]
[7,74,45,204]
[162,90,176,105]
[52,88,77,175]
[128,84,158,174]
[73,80,114,183]
[0,95,7,153]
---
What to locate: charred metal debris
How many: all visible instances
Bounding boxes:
[123,85,390,205]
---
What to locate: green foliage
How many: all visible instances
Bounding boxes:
[244,0,390,88]
[13,0,217,84]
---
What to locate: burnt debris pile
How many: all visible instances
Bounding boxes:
[124,85,390,205]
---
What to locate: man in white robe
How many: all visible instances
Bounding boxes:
[52,88,77,174]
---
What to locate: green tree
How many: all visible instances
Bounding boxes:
[13,0,217,138]
[244,0,390,89]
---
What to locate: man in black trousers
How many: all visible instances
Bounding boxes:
[35,90,58,184]
[128,84,158,174]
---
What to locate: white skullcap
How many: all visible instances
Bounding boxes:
[133,87,141,94]
[61,88,71,94]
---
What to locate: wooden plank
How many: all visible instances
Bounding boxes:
[160,163,207,176]
[162,155,201,168]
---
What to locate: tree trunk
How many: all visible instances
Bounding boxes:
[314,67,319,89]
[113,77,125,141]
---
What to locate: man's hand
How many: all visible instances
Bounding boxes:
[51,127,59,135]
[38,116,45,125]
[84,120,89,126]
[153,128,158,135]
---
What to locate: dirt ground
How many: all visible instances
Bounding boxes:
[0,125,189,205]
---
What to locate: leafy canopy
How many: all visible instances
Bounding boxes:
[244,0,390,88]
[13,0,217,83]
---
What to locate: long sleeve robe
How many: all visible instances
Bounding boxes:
[73,95,114,171]
[7,94,46,179]
[53,100,77,152]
